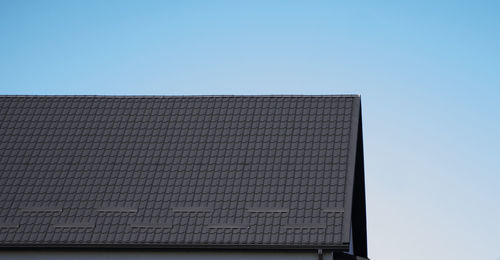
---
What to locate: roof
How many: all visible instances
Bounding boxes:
[0,95,366,252]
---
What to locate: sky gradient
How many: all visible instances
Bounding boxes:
[1,1,499,259]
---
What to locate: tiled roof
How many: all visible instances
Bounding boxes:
[0,95,362,249]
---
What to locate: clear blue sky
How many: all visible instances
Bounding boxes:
[1,1,499,259]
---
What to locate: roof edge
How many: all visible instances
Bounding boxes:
[341,96,361,243]
[0,243,350,251]
[0,94,361,99]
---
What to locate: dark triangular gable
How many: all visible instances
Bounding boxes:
[341,97,368,258]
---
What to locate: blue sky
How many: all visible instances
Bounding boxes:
[1,1,499,259]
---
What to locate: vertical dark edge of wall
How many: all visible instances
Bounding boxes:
[352,99,368,258]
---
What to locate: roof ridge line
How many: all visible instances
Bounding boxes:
[0,94,361,98]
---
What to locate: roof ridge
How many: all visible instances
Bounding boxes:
[0,94,360,99]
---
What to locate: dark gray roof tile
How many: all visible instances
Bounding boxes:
[0,95,362,249]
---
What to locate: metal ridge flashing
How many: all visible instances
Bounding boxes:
[0,94,361,98]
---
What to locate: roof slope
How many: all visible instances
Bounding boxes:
[0,95,363,250]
